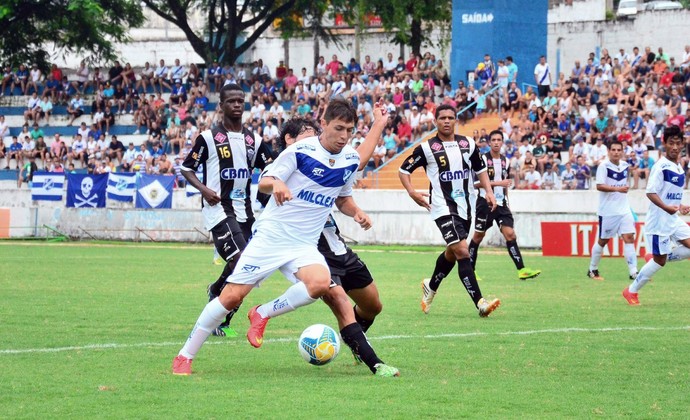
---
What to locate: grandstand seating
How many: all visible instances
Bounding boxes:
[363,115,501,190]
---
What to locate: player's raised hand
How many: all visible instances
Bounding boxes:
[409,191,431,211]
[354,210,372,230]
[680,204,690,215]
[201,187,221,206]
[272,180,292,205]
[372,99,388,125]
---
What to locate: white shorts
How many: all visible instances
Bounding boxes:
[226,234,328,287]
[648,219,690,256]
[598,213,636,239]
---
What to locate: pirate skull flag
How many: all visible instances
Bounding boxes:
[66,173,107,208]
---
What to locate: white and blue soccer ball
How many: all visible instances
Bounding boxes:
[298,324,340,365]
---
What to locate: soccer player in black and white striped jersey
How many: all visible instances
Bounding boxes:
[399,104,501,317]
[181,84,273,336]
[469,130,541,281]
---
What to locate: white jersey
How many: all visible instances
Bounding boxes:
[645,156,685,235]
[257,136,360,246]
[596,159,630,217]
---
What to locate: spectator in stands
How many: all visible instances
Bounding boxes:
[67,93,84,126]
[135,61,154,93]
[7,136,22,168]
[69,134,87,165]
[542,163,561,190]
[18,155,37,188]
[11,64,29,95]
[632,149,655,189]
[1,66,12,96]
[106,135,125,162]
[519,162,541,189]
[109,61,124,86]
[574,155,591,189]
[23,92,40,123]
[0,137,5,161]
[153,59,171,93]
[43,74,60,103]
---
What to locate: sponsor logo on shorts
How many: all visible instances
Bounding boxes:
[242,264,260,273]
[218,231,231,240]
[444,231,454,240]
[440,220,453,228]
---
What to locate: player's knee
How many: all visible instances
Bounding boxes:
[303,276,330,298]
[504,230,517,242]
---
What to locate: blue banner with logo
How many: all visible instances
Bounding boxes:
[31,172,65,201]
[135,174,174,209]
[66,173,107,208]
[107,173,137,202]
[451,0,547,89]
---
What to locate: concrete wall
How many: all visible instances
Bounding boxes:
[549,0,606,24]
[548,9,690,78]
[4,186,684,248]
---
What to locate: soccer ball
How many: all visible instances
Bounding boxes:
[298,324,340,366]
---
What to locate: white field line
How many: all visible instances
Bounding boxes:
[1,325,688,356]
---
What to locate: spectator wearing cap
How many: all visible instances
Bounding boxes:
[542,163,561,190]
[169,79,187,105]
[179,139,193,160]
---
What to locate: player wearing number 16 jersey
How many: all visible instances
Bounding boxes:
[469,130,541,281]
[181,84,272,336]
[399,104,501,317]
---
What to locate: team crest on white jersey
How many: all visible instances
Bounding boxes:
[328,158,335,167]
[343,169,353,182]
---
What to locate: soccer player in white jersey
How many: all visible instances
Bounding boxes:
[399,104,501,317]
[172,99,369,375]
[247,105,400,377]
[587,141,638,281]
[623,126,690,305]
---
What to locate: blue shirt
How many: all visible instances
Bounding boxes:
[507,63,518,82]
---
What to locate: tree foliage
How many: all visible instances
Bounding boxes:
[0,0,144,69]
[363,0,452,56]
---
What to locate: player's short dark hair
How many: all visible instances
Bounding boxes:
[279,117,321,146]
[220,83,244,101]
[323,98,356,124]
[663,125,682,142]
[435,104,457,119]
[488,129,503,140]
[609,140,623,149]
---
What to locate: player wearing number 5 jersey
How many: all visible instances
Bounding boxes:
[623,126,690,305]
[469,130,541,281]
[181,84,272,336]
[399,104,501,317]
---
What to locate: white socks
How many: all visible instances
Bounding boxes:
[179,298,230,359]
[623,243,638,276]
[589,242,604,271]
[257,281,317,318]
[667,246,690,262]
[629,260,663,293]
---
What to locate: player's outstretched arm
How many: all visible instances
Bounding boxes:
[356,100,388,170]
[181,170,220,206]
[259,175,292,205]
[335,196,372,230]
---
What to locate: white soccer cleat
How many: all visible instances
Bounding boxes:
[421,278,436,314]
[477,297,501,317]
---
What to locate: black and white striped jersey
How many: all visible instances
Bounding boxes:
[478,152,509,207]
[399,134,486,221]
[182,126,272,230]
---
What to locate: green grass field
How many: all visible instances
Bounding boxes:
[2,242,689,419]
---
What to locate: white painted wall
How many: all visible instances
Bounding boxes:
[547,9,690,79]
[4,187,687,248]
[549,0,606,24]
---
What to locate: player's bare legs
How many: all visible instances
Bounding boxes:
[173,282,254,375]
[247,264,330,348]
[589,233,637,281]
[347,283,383,325]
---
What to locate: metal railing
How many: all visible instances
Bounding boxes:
[366,84,501,189]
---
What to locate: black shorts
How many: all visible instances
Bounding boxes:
[210,217,253,261]
[474,197,514,233]
[538,85,550,98]
[435,214,470,245]
[325,248,373,292]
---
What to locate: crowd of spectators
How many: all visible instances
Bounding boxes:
[1,43,689,191]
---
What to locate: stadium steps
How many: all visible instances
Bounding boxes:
[363,115,501,190]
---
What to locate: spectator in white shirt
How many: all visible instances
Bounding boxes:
[267,101,284,128]
[542,163,561,190]
[520,163,542,189]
